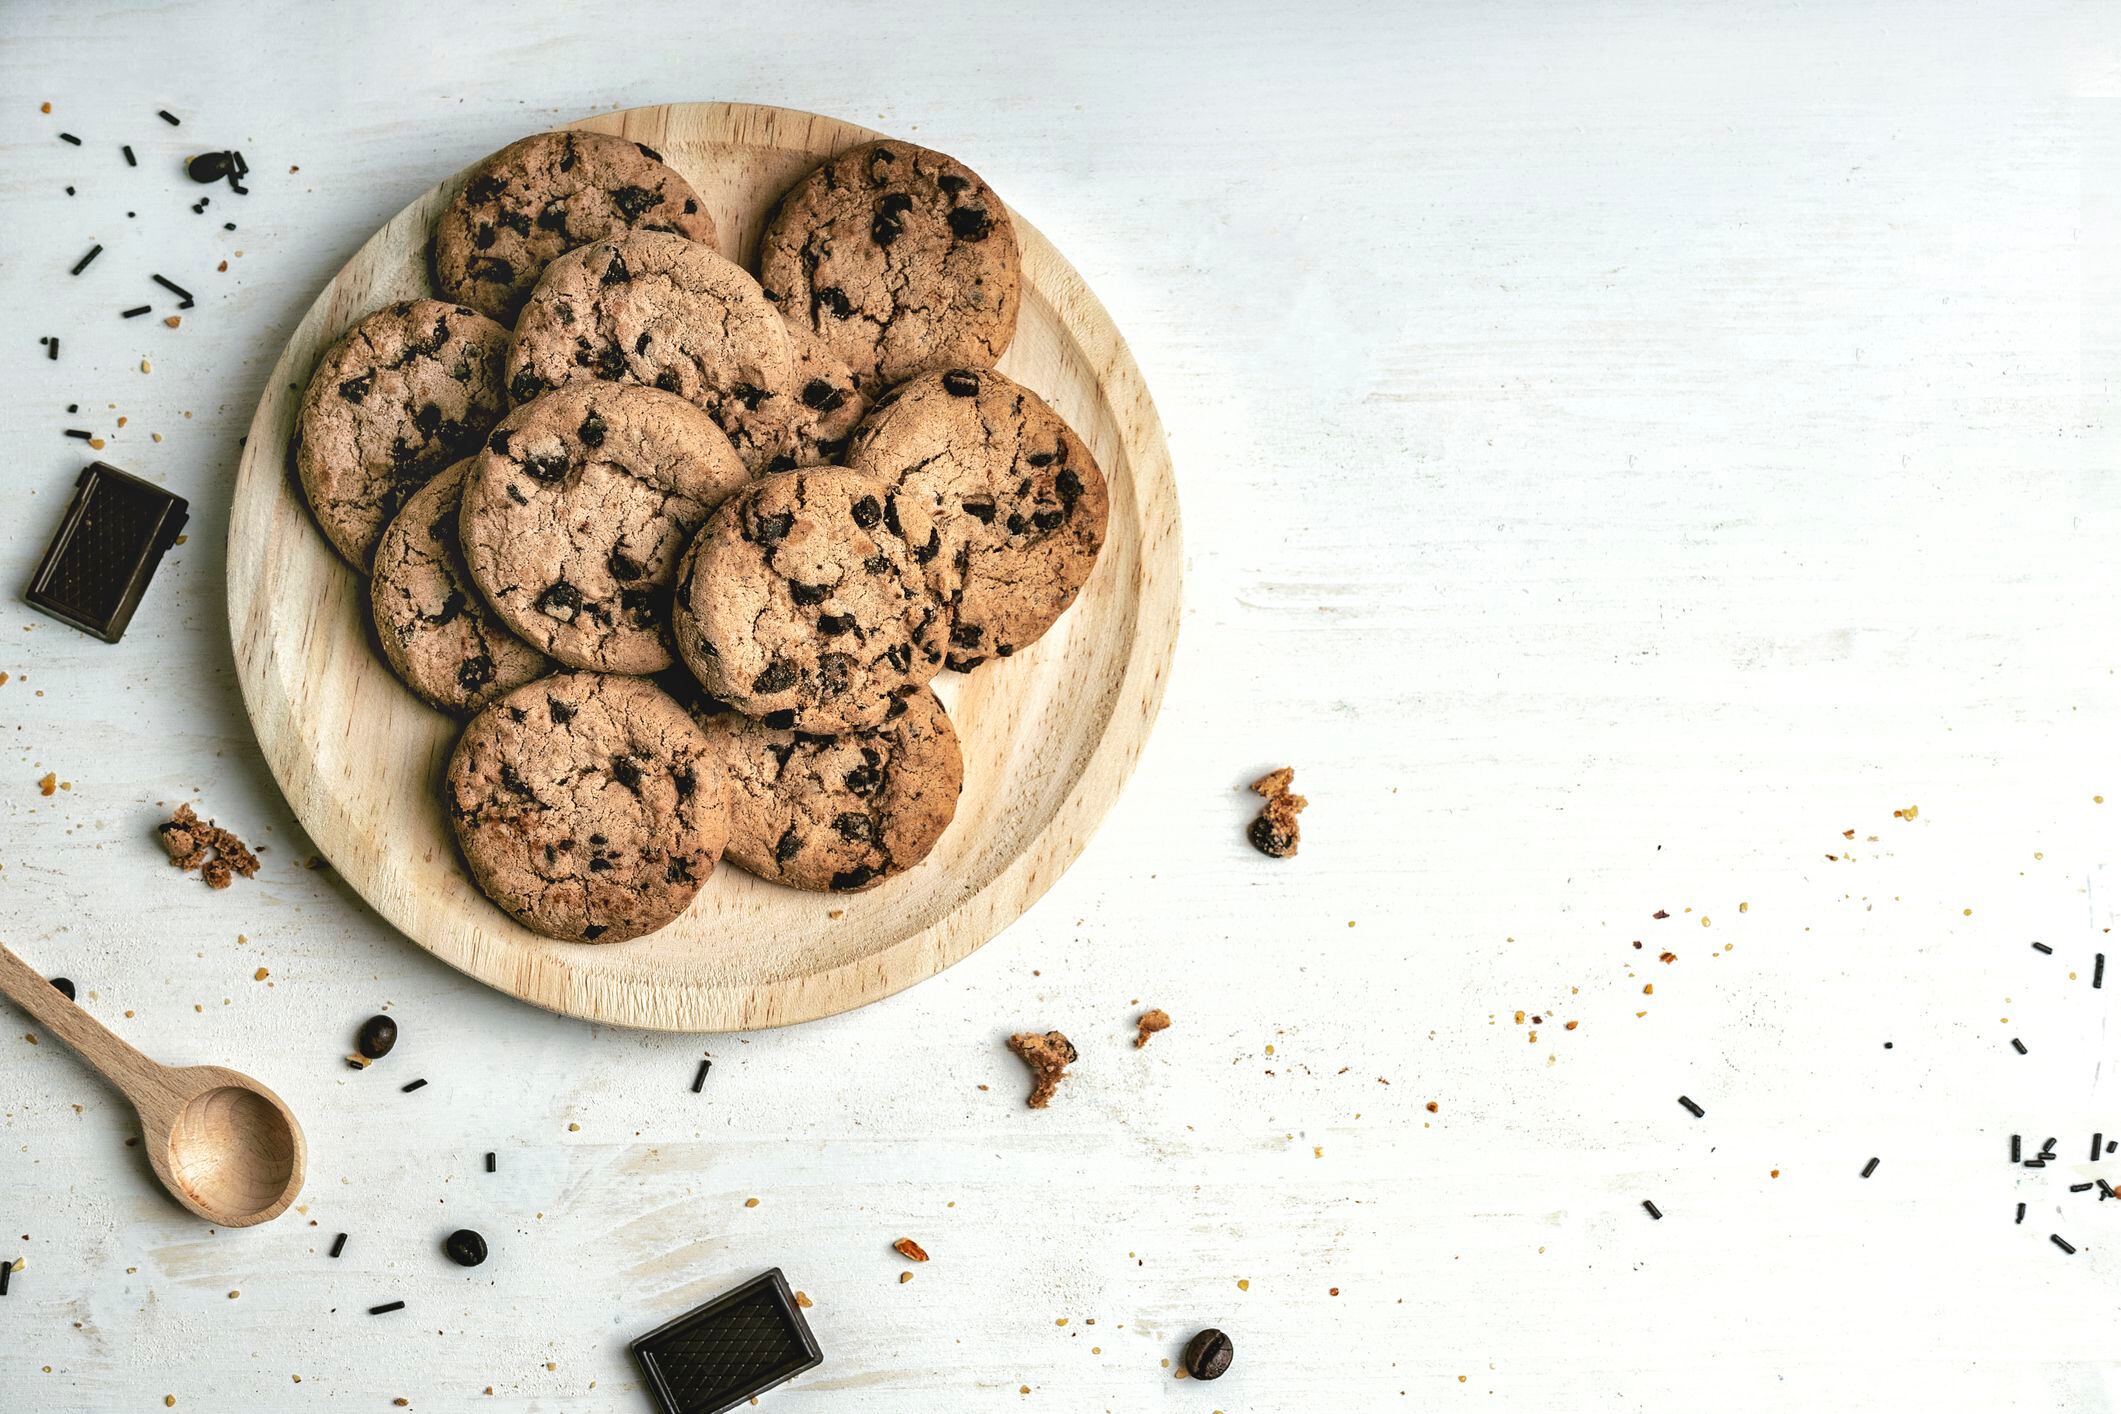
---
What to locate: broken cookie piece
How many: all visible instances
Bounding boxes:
[157,803,261,890]
[1134,1008,1171,1049]
[1007,1030,1077,1109]
[1246,766,1306,858]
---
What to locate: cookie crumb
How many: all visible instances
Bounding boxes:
[156,803,261,889]
[37,772,56,796]
[1007,1030,1077,1109]
[893,1238,929,1262]
[1134,1008,1171,1048]
[1245,767,1306,858]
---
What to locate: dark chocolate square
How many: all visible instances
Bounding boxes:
[25,462,188,643]
[630,1268,821,1414]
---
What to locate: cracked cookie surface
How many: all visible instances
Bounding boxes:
[369,458,552,715]
[694,686,962,892]
[295,299,510,567]
[673,467,946,733]
[433,130,717,324]
[463,382,749,675]
[846,366,1107,669]
[505,232,803,474]
[759,139,1020,395]
[445,671,727,943]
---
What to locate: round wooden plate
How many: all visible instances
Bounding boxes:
[227,103,1180,1032]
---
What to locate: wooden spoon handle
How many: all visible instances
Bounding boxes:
[0,939,167,1106]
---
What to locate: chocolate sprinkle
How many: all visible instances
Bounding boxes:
[122,144,136,167]
[692,1058,711,1093]
[152,274,194,304]
[2070,1182,2094,1193]
[2032,942,2052,954]
[368,1300,405,1315]
[64,429,92,440]
[0,1259,9,1295]
[1641,1199,1662,1219]
[2011,1038,2028,1055]
[58,132,81,146]
[158,110,180,126]
[2094,1134,2104,1162]
[2015,1202,2026,1223]
[2051,1234,2076,1254]
[47,337,58,361]
[121,305,151,319]
[70,244,102,276]
[1677,1096,1704,1118]
[486,1152,496,1173]
[400,1078,428,1093]
[329,1233,347,1258]
[1861,1157,1879,1178]
[2011,1134,2022,1163]
[2096,953,2106,989]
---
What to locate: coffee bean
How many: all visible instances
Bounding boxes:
[186,151,232,183]
[48,977,75,1001]
[356,1014,398,1060]
[444,1229,488,1268]
[1182,1328,1233,1381]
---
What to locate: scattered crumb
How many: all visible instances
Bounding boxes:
[794,1291,812,1308]
[1245,767,1306,858]
[1426,1101,1438,1113]
[893,1238,929,1263]
[743,1197,759,1208]
[1134,1008,1171,1048]
[37,773,55,796]
[156,804,260,890]
[1008,1030,1077,1109]
[898,1270,913,1284]
[252,968,269,982]
[164,316,181,328]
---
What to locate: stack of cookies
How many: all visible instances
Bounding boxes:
[290,129,1109,943]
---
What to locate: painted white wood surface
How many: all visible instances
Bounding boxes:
[1,2,2117,1410]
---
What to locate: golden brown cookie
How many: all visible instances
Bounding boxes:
[462,383,749,675]
[368,458,551,715]
[293,299,510,568]
[672,468,946,733]
[695,686,961,892]
[432,130,717,323]
[504,232,802,473]
[845,366,1107,669]
[445,672,726,943]
[759,139,1020,394]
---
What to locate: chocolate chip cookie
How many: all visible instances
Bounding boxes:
[672,467,945,733]
[759,139,1020,395]
[432,130,717,324]
[505,232,802,474]
[697,685,962,891]
[446,671,726,943]
[294,299,511,567]
[369,458,551,715]
[845,367,1107,669]
[463,382,749,675]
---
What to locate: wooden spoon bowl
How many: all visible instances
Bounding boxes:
[0,943,306,1227]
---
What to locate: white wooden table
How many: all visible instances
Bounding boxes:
[2,3,2118,1410]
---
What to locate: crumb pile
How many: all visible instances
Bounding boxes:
[155,803,259,889]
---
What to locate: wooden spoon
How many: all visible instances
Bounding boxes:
[0,940,306,1227]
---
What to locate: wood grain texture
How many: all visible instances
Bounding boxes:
[225,103,1182,1033]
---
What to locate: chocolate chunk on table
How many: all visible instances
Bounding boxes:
[25,462,188,642]
[630,1267,821,1414]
